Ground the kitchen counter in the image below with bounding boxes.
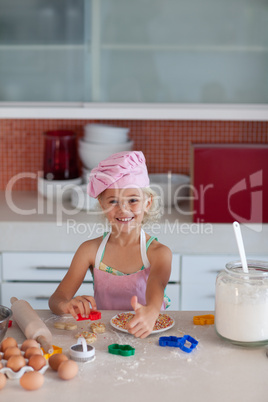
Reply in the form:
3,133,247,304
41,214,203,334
1,191,267,254
1,310,267,402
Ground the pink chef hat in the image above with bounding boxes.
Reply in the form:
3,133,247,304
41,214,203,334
87,151,150,198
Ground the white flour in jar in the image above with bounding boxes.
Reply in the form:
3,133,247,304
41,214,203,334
215,280,268,342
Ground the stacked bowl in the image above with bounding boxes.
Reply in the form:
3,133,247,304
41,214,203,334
78,124,133,180
0,305,12,343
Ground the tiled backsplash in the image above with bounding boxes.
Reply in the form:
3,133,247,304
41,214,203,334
0,119,267,191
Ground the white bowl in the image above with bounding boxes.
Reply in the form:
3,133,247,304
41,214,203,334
84,124,129,144
149,173,190,207
78,139,134,169
38,175,82,201
0,305,12,344
71,185,99,211
81,167,92,184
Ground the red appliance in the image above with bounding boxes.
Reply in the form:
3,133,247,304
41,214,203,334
191,144,268,223
43,130,79,180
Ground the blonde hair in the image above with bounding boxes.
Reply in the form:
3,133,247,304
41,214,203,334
142,187,163,224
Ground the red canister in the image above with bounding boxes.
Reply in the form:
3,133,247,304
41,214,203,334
43,130,79,180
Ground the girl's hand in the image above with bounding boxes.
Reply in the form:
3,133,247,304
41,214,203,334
59,295,97,320
126,296,159,339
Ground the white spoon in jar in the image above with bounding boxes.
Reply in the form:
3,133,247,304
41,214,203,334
233,221,249,274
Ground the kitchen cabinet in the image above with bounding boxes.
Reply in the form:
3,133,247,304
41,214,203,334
165,253,180,311
1,283,94,310
0,0,86,103
181,254,268,310
2,251,268,311
0,0,267,108
1,192,268,311
0,252,93,309
0,251,181,310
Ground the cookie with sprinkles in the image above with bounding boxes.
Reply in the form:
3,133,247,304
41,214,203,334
75,331,97,344
110,312,174,333
91,322,106,334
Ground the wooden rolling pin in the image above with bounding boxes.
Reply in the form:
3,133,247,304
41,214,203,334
10,297,53,354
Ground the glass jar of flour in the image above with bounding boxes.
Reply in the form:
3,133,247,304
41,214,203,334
215,260,268,347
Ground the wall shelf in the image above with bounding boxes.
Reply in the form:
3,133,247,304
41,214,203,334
0,102,267,121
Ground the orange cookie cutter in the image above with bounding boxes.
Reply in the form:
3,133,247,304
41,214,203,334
42,345,62,359
193,314,214,325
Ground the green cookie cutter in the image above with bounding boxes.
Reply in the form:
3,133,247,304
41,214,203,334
108,343,135,357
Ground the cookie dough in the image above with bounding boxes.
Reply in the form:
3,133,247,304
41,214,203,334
54,321,66,330
90,322,106,334
54,321,77,331
75,331,97,344
65,323,78,331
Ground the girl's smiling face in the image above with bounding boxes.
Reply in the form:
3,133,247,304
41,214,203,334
99,188,152,233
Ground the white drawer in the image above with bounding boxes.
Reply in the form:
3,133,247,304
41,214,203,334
170,253,180,282
2,252,179,283
2,252,92,281
181,254,268,311
181,255,237,284
1,281,179,311
180,255,229,311
181,283,216,311
165,283,180,311
1,282,94,310
182,254,268,283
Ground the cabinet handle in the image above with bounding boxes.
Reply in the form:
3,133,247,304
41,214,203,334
209,269,221,274
35,266,69,270
34,296,50,300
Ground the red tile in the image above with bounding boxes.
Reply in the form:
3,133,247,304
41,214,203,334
0,119,267,190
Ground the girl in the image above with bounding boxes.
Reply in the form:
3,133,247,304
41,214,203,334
49,151,172,338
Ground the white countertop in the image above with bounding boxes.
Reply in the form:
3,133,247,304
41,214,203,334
1,310,268,402
0,191,267,255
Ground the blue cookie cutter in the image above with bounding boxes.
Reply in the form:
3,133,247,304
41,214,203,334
178,335,198,353
159,335,198,353
159,336,182,347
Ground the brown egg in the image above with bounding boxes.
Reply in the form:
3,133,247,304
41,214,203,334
24,347,42,359
3,346,21,360
1,337,17,352
6,355,26,372
28,354,47,371
21,339,40,352
58,360,78,380
0,372,7,390
20,371,44,391
48,353,68,371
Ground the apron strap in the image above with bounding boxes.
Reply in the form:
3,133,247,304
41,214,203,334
94,232,111,270
140,228,150,269
95,229,151,270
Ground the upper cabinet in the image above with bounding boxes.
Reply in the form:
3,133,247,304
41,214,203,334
0,0,86,103
97,0,268,105
0,0,267,119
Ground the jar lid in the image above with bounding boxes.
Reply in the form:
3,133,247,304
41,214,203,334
225,259,268,278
